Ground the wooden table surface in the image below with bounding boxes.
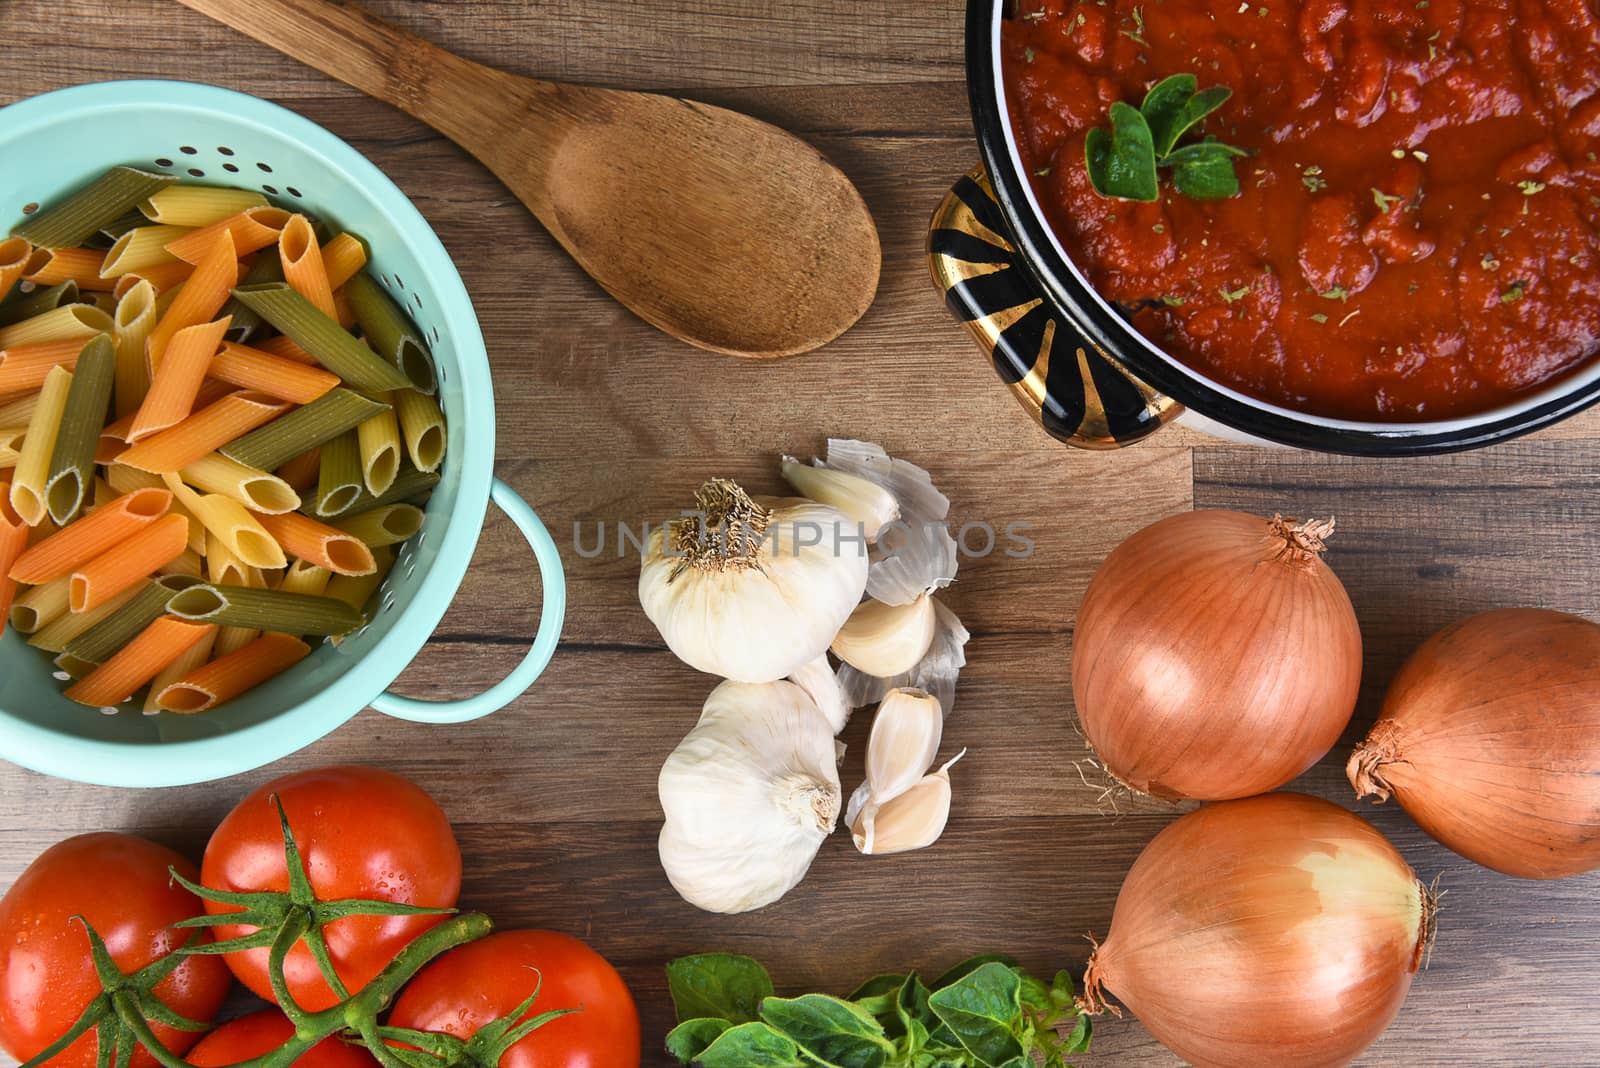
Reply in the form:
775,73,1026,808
5,2,1599,1066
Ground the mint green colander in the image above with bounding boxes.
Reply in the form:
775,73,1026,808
0,81,566,788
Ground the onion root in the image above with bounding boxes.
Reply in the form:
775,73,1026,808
1347,720,1407,802
1077,935,1122,1018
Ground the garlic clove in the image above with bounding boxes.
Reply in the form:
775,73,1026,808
851,770,953,856
781,457,899,543
865,687,943,803
844,779,873,829
831,593,936,678
788,653,851,735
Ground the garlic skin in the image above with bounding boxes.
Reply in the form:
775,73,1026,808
865,688,943,802
640,479,868,683
788,653,851,735
781,457,899,542
658,680,841,914
832,594,937,678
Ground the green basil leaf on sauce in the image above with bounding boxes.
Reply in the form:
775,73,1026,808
1141,75,1233,156
1085,102,1160,202
1167,142,1245,200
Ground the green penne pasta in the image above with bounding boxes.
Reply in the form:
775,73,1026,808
219,255,285,343
220,388,390,473
12,167,178,250
44,335,116,525
231,283,412,392
332,503,424,548
343,272,437,394
314,430,364,518
334,464,440,518
0,281,80,327
55,574,203,674
166,582,365,636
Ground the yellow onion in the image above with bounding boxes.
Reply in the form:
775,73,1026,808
1349,607,1600,879
1082,793,1434,1068
1072,510,1361,800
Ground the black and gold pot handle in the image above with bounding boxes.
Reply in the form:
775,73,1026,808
928,168,1182,450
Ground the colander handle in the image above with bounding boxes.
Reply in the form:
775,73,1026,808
369,479,565,724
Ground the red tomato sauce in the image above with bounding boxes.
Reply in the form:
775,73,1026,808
1002,0,1600,422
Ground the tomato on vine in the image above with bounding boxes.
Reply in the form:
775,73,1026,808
187,1010,377,1068
0,834,232,1068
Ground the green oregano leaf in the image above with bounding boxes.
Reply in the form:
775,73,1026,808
1141,74,1231,157
1085,102,1160,202
665,1018,733,1062
667,954,775,1025
759,994,895,1068
696,1023,806,1067
927,962,1027,1067
932,955,1017,990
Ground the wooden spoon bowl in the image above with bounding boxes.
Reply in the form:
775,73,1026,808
174,0,882,359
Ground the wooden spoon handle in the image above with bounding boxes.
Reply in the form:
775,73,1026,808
171,0,528,146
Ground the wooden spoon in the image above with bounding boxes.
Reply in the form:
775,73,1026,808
173,0,881,359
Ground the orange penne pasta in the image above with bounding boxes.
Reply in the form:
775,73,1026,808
155,631,310,713
275,448,321,494
251,334,317,364
8,487,171,584
112,259,195,300
0,238,33,304
164,207,290,265
146,230,236,364
254,511,376,577
0,338,90,394
68,513,188,612
209,342,339,405
0,487,28,626
322,233,367,290
279,215,336,319
114,390,290,474
24,247,116,292
129,317,231,443
63,616,216,707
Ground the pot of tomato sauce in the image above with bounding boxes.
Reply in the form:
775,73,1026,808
932,0,1600,452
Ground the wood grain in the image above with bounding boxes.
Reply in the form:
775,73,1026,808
2,1,1599,1066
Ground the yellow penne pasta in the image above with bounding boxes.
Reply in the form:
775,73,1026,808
99,224,191,278
154,631,310,713
277,558,332,598
0,304,113,348
180,453,299,514
140,186,267,227
0,392,40,427
28,583,139,653
164,207,289,264
9,365,73,526
0,237,33,304
161,473,286,569
65,616,216,708
24,247,116,292
129,317,230,443
0,426,26,469
332,504,424,549
112,279,157,418
394,390,446,474
0,490,29,626
279,215,337,319
324,544,393,613
213,625,261,657
204,531,254,587
142,625,217,714
322,233,368,290
157,547,204,579
146,229,235,364
10,575,71,633
356,402,401,497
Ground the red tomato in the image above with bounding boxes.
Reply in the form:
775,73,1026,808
187,1010,376,1068
388,930,640,1068
0,833,232,1068
202,765,461,1011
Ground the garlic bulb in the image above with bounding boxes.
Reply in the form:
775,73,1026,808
832,593,937,678
781,457,899,542
640,479,868,683
658,680,841,913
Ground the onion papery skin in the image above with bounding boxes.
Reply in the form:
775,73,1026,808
1072,510,1362,800
1349,607,1600,879
1085,793,1430,1068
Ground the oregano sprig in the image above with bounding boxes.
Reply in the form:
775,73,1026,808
665,953,1092,1068
1085,74,1249,202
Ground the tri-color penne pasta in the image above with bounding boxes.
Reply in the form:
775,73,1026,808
2,169,448,714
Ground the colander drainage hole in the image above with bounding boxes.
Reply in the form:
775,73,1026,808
257,161,273,173
286,186,303,198
187,169,205,178
179,146,197,155
262,184,278,195
223,164,239,173
217,146,235,156
154,158,173,168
